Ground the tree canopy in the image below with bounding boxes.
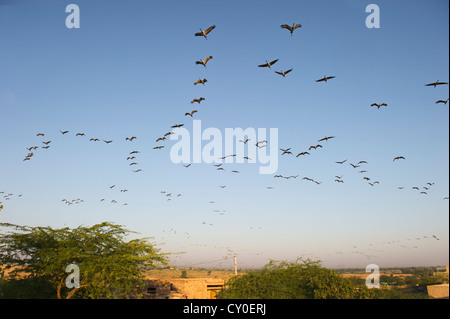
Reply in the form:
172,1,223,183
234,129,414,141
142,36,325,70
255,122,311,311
0,222,170,299
218,258,375,299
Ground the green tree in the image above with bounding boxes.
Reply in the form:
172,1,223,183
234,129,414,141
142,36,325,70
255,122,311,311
218,258,374,299
0,222,170,299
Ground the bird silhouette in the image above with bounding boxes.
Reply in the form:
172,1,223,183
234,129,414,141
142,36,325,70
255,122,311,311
126,137,137,141
60,130,69,134
296,152,310,157
393,156,405,161
275,69,293,77
371,103,387,109
280,23,302,36
90,138,100,142
76,133,85,136
195,25,216,40
318,136,335,142
171,124,184,128
425,80,448,88
436,98,449,105
153,146,164,150
336,160,347,164
258,59,279,69
194,79,208,86
156,137,166,142
316,75,335,83
37,133,44,137
196,56,213,68
280,148,292,155
103,140,113,144
191,97,205,104
309,145,322,150
185,110,198,117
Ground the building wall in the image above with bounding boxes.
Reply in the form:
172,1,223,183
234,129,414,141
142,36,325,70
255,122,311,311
144,278,225,299
427,284,449,299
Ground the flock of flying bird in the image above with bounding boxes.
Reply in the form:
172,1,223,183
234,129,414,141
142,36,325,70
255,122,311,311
3,21,449,267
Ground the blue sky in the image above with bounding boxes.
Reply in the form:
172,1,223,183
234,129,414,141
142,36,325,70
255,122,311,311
0,0,448,269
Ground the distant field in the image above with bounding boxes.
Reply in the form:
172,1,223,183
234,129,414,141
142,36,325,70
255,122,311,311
144,268,239,281
341,273,413,279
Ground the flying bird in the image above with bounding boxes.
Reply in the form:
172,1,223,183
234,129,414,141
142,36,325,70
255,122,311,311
103,140,113,144
393,156,405,161
436,98,449,105
316,75,335,83
185,110,198,117
371,103,387,109
156,137,166,142
296,152,310,157
318,136,335,142
280,148,292,155
130,151,140,154
195,25,216,40
425,80,448,88
239,139,251,144
76,133,85,136
191,97,205,104
153,146,164,150
60,130,69,134
194,79,208,86
309,145,322,150
90,138,100,142
280,23,302,36
275,69,293,77
336,160,347,164
171,124,184,128
37,133,45,137
196,56,213,68
258,59,279,69
126,137,137,141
